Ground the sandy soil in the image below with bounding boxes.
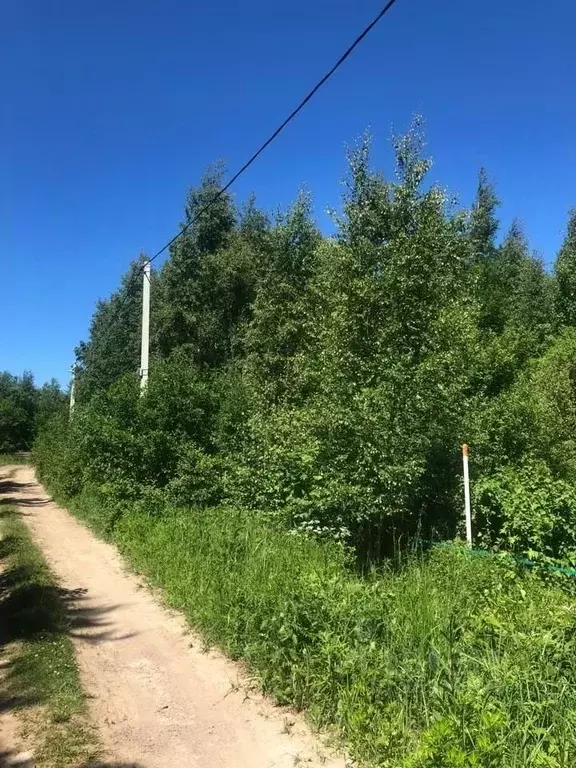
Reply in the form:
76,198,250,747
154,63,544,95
0,466,347,768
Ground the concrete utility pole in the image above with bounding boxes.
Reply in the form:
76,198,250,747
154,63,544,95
69,364,77,419
139,260,151,394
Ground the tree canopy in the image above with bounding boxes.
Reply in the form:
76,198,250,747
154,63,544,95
0,372,66,453
35,119,576,564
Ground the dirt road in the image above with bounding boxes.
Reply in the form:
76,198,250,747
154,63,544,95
0,466,346,768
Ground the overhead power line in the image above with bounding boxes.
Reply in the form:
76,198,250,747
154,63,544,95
78,0,403,371
144,0,401,268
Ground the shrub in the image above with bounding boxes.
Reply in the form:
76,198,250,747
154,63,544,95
474,460,576,564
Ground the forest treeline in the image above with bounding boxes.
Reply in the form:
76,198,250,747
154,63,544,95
0,371,65,453
32,121,576,766
36,120,576,563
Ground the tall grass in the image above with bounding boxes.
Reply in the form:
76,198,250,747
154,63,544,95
0,453,31,466
68,492,576,767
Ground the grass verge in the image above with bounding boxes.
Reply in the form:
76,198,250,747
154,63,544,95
0,505,100,767
64,490,576,768
0,454,31,466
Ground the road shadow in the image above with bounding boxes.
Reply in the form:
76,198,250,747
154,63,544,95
0,498,50,509
0,477,48,511
0,756,145,768
82,764,146,768
0,480,35,495
0,749,24,768
0,476,48,511
0,508,136,723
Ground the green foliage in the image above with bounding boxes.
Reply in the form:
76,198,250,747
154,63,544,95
555,209,576,326
469,167,499,264
35,359,220,512
474,460,576,562
36,117,567,556
34,409,85,498
241,192,321,404
0,371,65,453
519,328,576,478
33,117,576,765
224,124,482,549
53,491,576,768
0,371,36,452
0,454,31,466
464,328,576,559
75,257,147,400
154,165,241,363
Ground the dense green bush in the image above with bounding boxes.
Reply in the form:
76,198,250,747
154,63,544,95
0,371,64,453
474,460,576,563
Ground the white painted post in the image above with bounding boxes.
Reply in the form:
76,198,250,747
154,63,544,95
462,443,472,546
69,364,76,419
140,261,151,394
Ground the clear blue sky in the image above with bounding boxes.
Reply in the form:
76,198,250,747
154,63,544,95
2,0,575,386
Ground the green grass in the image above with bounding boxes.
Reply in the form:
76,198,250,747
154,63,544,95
0,453,31,466
66,491,576,768
0,505,100,767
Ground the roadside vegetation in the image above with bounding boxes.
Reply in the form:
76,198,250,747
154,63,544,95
0,372,65,455
0,454,31,466
60,495,576,767
33,117,576,766
0,502,99,767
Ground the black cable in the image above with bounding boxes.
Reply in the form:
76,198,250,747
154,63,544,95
144,0,401,268
80,0,402,367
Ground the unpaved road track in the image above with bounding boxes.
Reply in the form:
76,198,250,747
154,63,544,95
0,466,346,768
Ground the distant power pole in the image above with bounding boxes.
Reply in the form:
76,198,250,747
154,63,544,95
69,364,77,419
139,261,151,394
